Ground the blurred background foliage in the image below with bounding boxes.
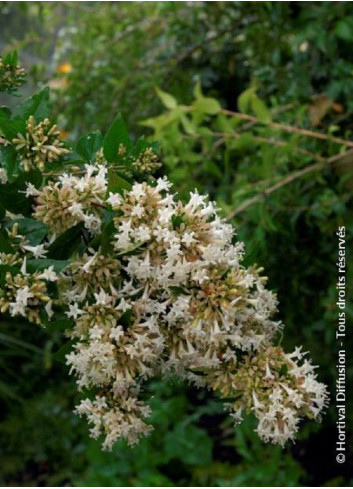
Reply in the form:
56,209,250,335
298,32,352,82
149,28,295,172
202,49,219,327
0,1,353,486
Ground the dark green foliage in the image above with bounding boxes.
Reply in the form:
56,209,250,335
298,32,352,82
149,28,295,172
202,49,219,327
103,114,132,162
76,131,103,162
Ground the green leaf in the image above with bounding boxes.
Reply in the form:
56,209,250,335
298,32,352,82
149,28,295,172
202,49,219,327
194,96,221,115
169,285,190,296
49,318,74,332
279,363,289,377
217,392,243,402
180,115,196,135
47,223,84,259
131,136,159,159
0,107,11,119
0,229,13,253
107,169,132,194
27,259,69,273
171,214,184,230
103,114,132,162
76,130,103,161
51,339,75,364
227,132,253,150
193,80,203,100
155,87,177,109
0,146,19,182
0,116,26,140
12,87,51,122
9,218,48,245
3,50,18,67
251,95,271,123
116,240,145,256
119,308,134,328
99,214,116,255
335,20,353,42
164,424,212,465
0,170,42,215
237,87,256,113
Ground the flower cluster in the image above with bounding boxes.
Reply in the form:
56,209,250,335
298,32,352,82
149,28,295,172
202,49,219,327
207,346,328,445
25,164,328,450
12,116,70,171
0,226,57,324
33,164,107,235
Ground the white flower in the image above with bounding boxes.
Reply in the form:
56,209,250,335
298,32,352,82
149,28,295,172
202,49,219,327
20,257,28,276
83,214,101,234
286,346,306,361
82,252,98,273
181,231,196,246
192,268,209,284
107,192,122,209
45,300,54,319
19,182,40,197
66,303,84,319
68,202,84,218
23,243,48,259
130,183,145,200
109,325,124,343
134,225,151,242
264,360,274,380
252,391,263,410
89,325,104,340
39,266,58,282
9,286,34,317
155,176,172,192
94,289,110,305
116,297,131,312
185,190,206,211
131,203,144,218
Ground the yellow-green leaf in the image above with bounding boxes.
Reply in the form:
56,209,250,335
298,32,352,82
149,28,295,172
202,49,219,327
155,87,177,109
251,95,271,123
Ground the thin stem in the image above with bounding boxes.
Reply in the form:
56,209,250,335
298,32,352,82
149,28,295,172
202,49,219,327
220,108,353,148
213,132,325,162
226,149,353,220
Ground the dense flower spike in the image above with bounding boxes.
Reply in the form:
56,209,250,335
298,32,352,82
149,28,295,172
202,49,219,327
19,163,327,450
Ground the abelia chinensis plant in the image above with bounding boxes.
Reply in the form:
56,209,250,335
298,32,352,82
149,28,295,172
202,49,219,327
0,53,328,451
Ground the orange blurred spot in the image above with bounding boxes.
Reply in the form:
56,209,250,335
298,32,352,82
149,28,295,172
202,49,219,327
56,62,72,74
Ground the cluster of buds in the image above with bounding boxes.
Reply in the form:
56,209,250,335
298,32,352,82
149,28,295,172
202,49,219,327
131,147,162,177
12,116,70,171
29,165,328,450
0,55,26,93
